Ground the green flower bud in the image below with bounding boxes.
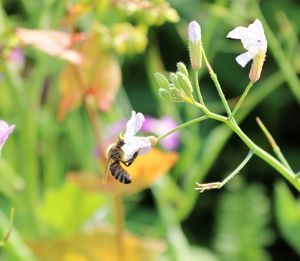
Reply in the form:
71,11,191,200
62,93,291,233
158,88,171,100
169,85,185,102
155,72,169,89
176,62,189,78
169,73,181,91
176,72,193,96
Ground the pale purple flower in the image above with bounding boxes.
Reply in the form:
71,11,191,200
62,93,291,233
188,21,201,44
0,120,15,151
7,47,25,69
143,116,179,150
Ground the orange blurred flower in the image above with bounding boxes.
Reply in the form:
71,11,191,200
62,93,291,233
68,148,178,196
58,34,121,120
28,227,166,261
16,28,85,64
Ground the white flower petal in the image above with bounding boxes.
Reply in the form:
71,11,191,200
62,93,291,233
227,26,249,40
122,137,152,161
236,51,256,67
124,111,145,141
227,19,267,70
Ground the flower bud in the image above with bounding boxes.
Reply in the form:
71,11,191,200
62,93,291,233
176,72,193,96
176,62,189,78
155,72,169,89
249,52,266,83
169,73,181,91
158,88,171,100
169,85,185,102
188,21,202,70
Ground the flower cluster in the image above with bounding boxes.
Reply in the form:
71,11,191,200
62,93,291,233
155,62,193,103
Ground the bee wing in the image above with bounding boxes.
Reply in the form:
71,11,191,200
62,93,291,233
102,157,112,184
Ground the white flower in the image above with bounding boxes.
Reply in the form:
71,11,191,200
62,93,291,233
227,19,267,67
122,111,156,161
227,19,267,82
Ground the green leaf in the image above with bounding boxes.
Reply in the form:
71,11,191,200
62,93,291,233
275,182,300,255
38,180,106,235
213,180,273,261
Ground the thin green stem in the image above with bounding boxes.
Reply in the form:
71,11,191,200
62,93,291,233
162,101,300,191
256,117,294,173
202,49,232,117
157,115,208,142
225,120,300,191
196,150,254,192
194,70,205,105
229,82,254,120
114,195,126,261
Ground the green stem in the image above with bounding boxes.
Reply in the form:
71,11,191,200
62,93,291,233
194,70,205,105
225,120,300,191
256,117,294,173
157,115,208,142
229,82,254,120
202,49,232,117
196,150,254,192
159,100,300,191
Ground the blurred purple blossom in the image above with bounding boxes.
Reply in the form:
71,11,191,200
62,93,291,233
0,120,15,151
7,47,25,69
142,116,179,150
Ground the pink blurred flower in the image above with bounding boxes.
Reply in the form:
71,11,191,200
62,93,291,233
142,116,179,150
7,47,24,67
0,120,15,151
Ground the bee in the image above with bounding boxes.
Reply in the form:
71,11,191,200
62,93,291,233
104,136,138,184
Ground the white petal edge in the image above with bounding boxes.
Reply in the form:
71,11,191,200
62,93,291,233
235,52,255,67
122,137,152,161
124,111,145,141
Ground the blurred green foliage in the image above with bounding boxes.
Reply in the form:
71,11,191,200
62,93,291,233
0,0,299,260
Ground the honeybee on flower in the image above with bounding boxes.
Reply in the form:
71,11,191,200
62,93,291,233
104,111,157,184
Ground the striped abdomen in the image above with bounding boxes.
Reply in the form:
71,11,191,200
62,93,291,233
109,161,132,184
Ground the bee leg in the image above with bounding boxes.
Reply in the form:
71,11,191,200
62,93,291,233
122,151,138,167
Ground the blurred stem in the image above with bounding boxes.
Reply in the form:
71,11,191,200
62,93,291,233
157,116,208,142
153,180,192,261
194,70,205,105
255,5,300,103
202,49,232,117
256,117,294,173
113,195,126,261
196,150,254,192
5,64,39,235
228,82,254,120
0,208,14,247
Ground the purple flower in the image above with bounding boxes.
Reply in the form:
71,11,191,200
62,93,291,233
142,116,179,150
0,120,15,151
7,47,25,69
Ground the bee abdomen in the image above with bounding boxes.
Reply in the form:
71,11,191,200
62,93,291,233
110,162,132,184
